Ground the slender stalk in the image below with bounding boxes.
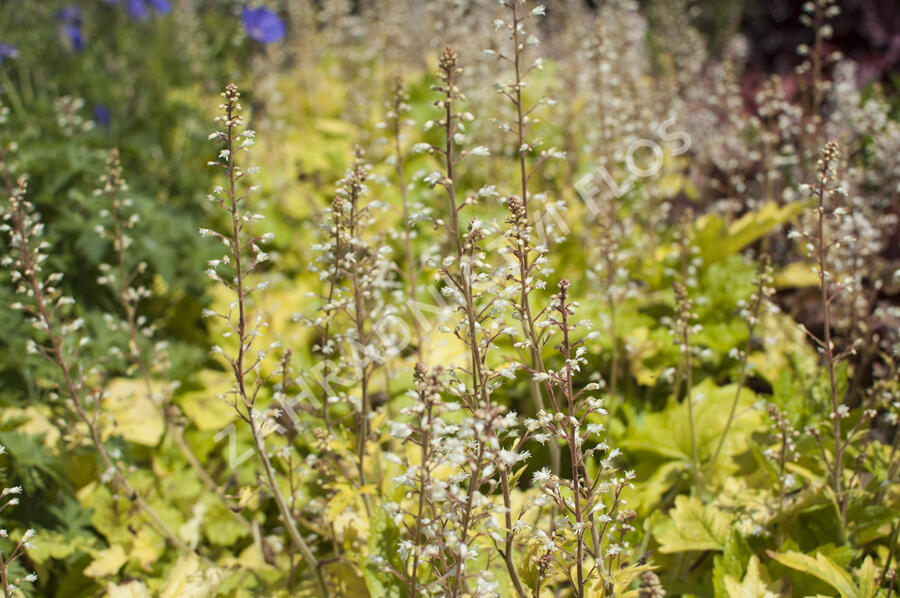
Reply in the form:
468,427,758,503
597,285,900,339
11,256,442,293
345,154,374,517
499,467,527,598
494,1,559,474
101,150,255,538
0,563,8,598
559,282,585,596
389,78,424,361
812,142,846,542
212,84,328,597
449,445,485,598
709,258,769,474
5,185,201,561
674,279,702,495
407,396,433,598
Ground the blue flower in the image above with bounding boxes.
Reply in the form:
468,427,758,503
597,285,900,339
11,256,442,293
93,104,111,127
0,43,18,64
242,6,285,44
126,0,170,21
146,0,171,13
56,5,82,25
57,6,84,52
127,0,149,20
64,24,84,51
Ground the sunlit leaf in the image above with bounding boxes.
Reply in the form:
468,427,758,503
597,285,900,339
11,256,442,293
767,550,861,598
84,545,127,578
102,378,165,446
655,495,731,553
723,555,779,598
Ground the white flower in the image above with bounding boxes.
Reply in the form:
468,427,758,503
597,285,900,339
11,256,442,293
586,423,605,436
467,146,490,157
390,421,413,440
532,467,551,485
423,171,443,186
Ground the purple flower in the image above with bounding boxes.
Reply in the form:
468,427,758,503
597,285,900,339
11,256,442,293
57,5,82,25
93,104,111,127
64,24,84,51
146,0,171,13
126,0,171,20
242,6,286,44
0,43,18,64
127,0,149,20
57,6,84,52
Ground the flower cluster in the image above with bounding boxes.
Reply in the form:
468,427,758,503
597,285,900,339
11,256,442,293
0,454,37,598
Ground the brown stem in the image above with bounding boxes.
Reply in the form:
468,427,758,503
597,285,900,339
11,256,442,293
105,163,256,539
814,161,845,543
9,190,201,562
219,88,328,597
391,82,424,361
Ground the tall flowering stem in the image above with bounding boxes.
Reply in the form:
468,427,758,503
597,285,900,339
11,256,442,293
417,45,529,597
765,403,801,540
708,256,774,475
96,149,257,541
433,45,495,596
491,0,564,475
673,279,701,495
0,448,37,598
204,84,328,597
591,192,632,405
815,142,844,519
431,45,488,407
0,174,199,560
669,212,703,495
386,77,424,360
792,140,874,542
526,280,634,597
330,146,387,516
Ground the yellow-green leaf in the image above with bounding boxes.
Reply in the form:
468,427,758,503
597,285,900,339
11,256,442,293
768,550,860,598
723,556,779,598
176,370,237,431
159,555,228,598
130,528,161,570
105,581,152,598
655,495,731,553
102,378,165,446
857,556,877,598
695,201,806,261
84,545,127,578
326,484,358,521
773,261,819,289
